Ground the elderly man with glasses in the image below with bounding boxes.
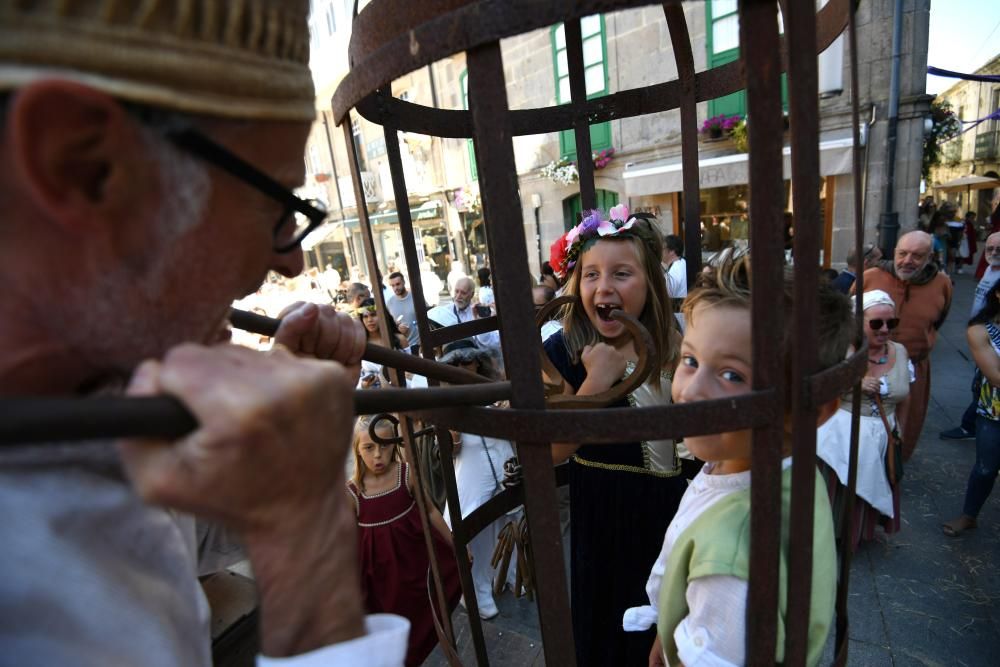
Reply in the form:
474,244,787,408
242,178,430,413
0,4,406,666
856,231,953,461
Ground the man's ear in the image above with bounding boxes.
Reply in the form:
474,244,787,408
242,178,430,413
6,81,147,234
816,397,840,428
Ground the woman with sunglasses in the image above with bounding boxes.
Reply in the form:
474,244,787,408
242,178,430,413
356,298,408,389
942,283,1000,537
818,289,913,550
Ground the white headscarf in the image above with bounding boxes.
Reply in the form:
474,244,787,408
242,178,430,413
862,289,896,313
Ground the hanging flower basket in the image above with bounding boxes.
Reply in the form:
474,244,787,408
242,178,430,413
700,114,742,141
540,158,579,186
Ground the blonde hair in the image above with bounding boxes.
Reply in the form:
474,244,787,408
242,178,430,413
350,415,399,492
683,253,855,389
558,217,679,387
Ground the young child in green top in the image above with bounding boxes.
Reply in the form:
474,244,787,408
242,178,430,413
638,255,854,666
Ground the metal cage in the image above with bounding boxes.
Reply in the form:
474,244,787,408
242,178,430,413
331,0,869,665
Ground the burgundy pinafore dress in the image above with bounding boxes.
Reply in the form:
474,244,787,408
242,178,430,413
348,461,461,666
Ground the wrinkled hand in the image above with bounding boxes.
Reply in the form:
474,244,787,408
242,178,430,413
581,342,627,392
861,375,880,396
275,301,365,383
118,343,355,535
396,320,411,336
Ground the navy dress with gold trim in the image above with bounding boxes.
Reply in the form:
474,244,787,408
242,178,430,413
544,331,687,667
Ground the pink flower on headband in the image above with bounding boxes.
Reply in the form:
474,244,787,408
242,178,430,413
598,216,635,236
608,203,630,223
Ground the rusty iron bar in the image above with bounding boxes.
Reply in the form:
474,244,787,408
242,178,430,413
436,425,492,667
412,391,779,443
379,88,462,663
466,37,576,665
784,0,822,662
0,384,516,446
333,1,849,127
228,308,488,386
834,1,868,663
740,0,786,662
564,16,596,211
663,3,703,283
422,316,500,350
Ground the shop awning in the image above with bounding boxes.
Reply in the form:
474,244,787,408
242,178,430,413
338,200,443,229
622,132,855,197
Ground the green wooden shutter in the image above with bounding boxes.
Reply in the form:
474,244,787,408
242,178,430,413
460,70,478,181
552,16,612,161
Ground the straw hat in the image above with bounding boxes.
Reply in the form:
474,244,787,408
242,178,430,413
0,1,315,121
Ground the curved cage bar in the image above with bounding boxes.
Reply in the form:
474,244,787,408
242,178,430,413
333,1,867,665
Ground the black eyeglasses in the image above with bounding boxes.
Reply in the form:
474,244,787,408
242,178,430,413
167,128,327,253
868,318,899,331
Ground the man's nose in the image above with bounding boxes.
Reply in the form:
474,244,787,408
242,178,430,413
271,246,305,278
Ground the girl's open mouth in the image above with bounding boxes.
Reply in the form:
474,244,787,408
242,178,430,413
595,304,620,322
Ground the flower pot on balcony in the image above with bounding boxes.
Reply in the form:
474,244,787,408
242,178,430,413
315,173,331,183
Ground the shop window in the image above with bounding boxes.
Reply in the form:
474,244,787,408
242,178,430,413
552,16,612,160
563,190,619,232
706,1,787,119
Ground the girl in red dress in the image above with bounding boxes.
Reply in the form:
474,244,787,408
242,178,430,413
348,416,462,666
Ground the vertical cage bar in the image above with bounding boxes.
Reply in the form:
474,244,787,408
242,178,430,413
784,0,821,662
834,1,867,662
740,0,786,662
467,40,577,666
379,95,461,658
663,3,703,280
565,17,597,211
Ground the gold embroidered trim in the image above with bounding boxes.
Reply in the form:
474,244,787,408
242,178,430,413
357,501,415,528
572,454,683,478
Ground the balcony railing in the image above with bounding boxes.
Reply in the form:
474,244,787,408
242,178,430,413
975,130,999,160
943,137,963,164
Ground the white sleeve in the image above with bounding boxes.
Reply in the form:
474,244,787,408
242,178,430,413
256,614,410,667
673,576,747,667
622,529,671,632
474,330,501,350
907,359,916,384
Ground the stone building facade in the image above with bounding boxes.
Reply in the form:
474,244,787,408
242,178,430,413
303,0,931,284
930,54,1000,222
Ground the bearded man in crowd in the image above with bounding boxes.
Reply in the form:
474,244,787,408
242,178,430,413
857,231,953,460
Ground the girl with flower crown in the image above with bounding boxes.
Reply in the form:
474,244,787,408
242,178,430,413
542,205,686,666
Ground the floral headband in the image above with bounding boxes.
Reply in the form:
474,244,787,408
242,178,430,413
548,204,641,279
354,304,377,317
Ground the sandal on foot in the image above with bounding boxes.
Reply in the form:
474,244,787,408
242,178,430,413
941,516,977,537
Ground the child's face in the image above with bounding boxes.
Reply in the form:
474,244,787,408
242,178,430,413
578,239,648,346
672,303,754,467
361,311,379,333
357,426,396,475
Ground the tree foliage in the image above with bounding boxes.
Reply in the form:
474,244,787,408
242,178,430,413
923,99,962,183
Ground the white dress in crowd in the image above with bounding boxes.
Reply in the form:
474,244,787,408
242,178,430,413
816,341,914,518
444,433,520,618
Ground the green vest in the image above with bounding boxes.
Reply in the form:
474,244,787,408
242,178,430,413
657,466,836,666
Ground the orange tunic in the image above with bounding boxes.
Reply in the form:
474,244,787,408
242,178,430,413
856,266,952,459
859,266,952,363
